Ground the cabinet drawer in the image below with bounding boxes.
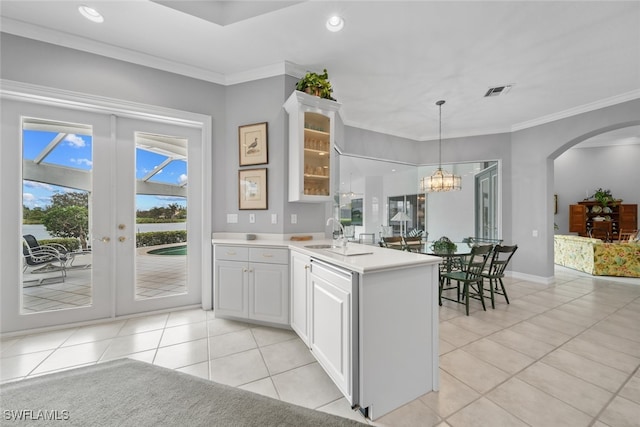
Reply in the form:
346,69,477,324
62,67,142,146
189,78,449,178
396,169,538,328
215,245,249,261
249,247,289,264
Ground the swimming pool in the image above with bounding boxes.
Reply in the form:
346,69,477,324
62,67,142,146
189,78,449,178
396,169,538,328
147,245,187,256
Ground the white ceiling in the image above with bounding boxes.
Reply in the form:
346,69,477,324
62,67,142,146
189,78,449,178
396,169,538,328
1,1,639,143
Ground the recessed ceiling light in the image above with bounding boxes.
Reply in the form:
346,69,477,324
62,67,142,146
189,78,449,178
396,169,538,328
326,15,344,32
78,5,104,23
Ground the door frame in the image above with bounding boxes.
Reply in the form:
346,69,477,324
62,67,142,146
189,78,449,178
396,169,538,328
0,80,213,334
474,162,500,241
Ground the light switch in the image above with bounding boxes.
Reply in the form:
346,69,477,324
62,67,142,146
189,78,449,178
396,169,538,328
291,214,297,224
249,214,255,223
532,230,538,237
227,214,238,223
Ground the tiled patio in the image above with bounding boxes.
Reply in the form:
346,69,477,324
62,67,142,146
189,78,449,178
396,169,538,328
21,249,186,313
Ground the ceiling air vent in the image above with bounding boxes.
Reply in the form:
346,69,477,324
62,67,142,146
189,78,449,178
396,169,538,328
484,85,513,97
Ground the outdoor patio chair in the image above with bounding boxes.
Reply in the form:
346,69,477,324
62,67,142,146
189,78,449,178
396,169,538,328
22,234,68,284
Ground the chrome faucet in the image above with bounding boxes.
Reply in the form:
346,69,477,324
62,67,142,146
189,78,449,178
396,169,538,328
326,217,347,248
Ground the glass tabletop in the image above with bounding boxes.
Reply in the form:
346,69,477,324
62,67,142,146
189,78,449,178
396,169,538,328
421,241,474,256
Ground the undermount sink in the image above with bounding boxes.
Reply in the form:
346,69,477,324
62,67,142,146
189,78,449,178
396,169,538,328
304,243,374,256
325,247,374,256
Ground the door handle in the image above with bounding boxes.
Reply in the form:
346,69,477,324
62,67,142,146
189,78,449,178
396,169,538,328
118,236,126,242
99,236,111,243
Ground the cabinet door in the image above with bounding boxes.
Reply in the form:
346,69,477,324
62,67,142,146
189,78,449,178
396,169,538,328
619,204,638,231
309,267,352,399
214,260,248,318
284,91,340,203
569,204,587,235
249,262,289,324
290,252,311,345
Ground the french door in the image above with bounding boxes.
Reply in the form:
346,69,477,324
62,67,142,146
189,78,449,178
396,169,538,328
475,163,499,241
1,98,203,332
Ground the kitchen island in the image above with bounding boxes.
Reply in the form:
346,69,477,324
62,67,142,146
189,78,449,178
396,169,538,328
212,235,441,420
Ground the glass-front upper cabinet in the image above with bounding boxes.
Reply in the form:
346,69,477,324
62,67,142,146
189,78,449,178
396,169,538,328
284,91,341,202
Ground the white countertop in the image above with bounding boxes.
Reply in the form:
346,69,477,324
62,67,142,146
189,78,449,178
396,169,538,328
212,236,441,274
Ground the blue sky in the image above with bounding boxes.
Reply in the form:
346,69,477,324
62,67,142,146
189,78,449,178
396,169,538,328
23,130,187,211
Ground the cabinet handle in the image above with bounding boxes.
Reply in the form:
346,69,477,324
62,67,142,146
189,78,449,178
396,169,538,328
262,253,273,258
304,265,309,270
227,251,237,255
243,268,248,272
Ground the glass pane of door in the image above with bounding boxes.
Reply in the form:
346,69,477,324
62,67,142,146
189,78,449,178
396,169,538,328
303,112,331,196
135,132,187,299
21,118,94,313
115,118,201,316
475,163,499,240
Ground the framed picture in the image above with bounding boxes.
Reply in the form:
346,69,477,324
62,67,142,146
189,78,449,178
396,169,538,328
239,168,268,210
238,122,268,166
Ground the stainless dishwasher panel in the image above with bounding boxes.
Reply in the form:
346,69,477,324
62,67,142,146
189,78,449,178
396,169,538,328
309,258,359,407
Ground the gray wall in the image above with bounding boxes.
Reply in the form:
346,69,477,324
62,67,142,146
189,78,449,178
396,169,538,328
511,99,640,279
554,144,640,234
0,33,327,236
3,32,639,281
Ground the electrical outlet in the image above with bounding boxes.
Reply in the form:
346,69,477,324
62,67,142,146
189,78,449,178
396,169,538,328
227,214,238,223
271,214,277,224
249,214,255,223
291,214,297,224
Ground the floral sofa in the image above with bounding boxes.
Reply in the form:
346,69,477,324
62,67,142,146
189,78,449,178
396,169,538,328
554,234,640,277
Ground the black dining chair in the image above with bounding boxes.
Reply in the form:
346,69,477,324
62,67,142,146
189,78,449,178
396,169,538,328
401,235,423,252
481,244,518,308
380,236,404,250
439,244,493,315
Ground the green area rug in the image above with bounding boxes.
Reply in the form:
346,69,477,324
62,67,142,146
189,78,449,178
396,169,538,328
0,359,366,426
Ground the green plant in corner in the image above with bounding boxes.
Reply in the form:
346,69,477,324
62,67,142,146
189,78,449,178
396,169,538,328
295,69,336,101
592,188,618,207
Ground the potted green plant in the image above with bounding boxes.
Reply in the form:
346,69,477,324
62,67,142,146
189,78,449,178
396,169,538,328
431,239,457,254
295,69,336,101
592,188,618,207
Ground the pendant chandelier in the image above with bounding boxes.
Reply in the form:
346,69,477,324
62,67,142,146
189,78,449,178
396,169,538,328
420,100,462,192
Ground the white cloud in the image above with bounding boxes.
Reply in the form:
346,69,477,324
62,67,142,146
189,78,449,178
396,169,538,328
178,174,188,185
23,193,35,202
24,181,53,191
70,158,93,167
65,134,86,148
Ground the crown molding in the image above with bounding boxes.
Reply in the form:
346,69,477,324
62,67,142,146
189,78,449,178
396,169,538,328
511,89,640,132
3,17,637,139
340,118,512,143
2,17,306,87
224,61,307,85
1,17,227,84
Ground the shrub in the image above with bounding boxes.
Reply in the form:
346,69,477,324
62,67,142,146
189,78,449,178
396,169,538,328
135,231,187,247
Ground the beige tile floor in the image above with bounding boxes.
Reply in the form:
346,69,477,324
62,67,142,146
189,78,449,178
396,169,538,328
2,266,640,426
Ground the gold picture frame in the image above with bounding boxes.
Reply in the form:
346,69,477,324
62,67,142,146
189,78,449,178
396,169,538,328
238,122,268,166
239,168,268,210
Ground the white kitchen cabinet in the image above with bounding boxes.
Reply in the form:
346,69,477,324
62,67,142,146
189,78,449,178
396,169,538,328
290,251,311,345
283,90,341,202
308,259,356,403
214,245,289,325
